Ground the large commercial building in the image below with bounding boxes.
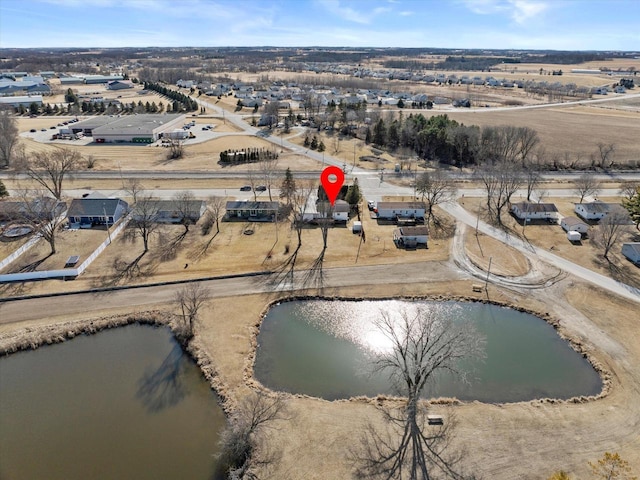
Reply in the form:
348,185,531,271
88,114,186,143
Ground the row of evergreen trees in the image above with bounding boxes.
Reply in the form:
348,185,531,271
143,81,198,111
219,148,279,164
364,114,479,166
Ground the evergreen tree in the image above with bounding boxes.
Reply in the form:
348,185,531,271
0,179,8,198
280,167,297,205
397,98,405,108
365,126,372,144
318,140,325,152
310,136,318,150
345,178,362,210
373,118,387,146
623,187,640,231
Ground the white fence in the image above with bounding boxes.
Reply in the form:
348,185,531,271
0,235,42,272
0,216,130,283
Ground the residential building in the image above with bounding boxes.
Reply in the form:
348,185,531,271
67,198,129,227
510,202,558,221
621,243,640,265
224,201,280,222
560,216,589,234
393,226,429,248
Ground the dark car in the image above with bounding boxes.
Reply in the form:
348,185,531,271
255,185,267,192
30,128,36,132
240,185,252,191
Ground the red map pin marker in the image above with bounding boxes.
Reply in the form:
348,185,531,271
320,166,345,206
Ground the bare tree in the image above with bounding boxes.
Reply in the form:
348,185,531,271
260,156,279,202
619,181,640,200
270,180,314,288
477,160,524,225
174,282,210,342
124,178,144,204
13,190,66,255
173,190,196,235
354,306,485,480
207,195,226,235
573,173,601,203
515,127,539,167
167,139,184,160
131,195,160,253
593,143,615,169
594,207,631,261
218,392,289,479
19,148,81,200
0,109,19,168
416,170,457,225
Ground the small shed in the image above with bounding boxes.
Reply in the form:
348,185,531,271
352,221,362,234
561,216,589,234
567,231,582,242
393,226,429,249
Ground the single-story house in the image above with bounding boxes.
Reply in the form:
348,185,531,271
67,198,129,227
510,202,558,221
0,198,65,222
376,202,426,222
131,200,206,224
560,216,589,234
621,243,640,265
311,200,350,222
393,226,429,248
225,201,280,222
575,202,629,223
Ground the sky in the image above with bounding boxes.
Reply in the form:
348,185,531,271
0,0,639,51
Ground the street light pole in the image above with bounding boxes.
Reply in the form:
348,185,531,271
103,203,112,244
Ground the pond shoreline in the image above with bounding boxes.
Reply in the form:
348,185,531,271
245,294,612,407
0,293,612,414
0,310,234,415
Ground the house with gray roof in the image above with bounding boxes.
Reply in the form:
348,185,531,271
511,202,558,222
67,198,129,227
131,199,206,224
225,201,280,222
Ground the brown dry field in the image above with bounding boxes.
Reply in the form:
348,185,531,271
439,105,640,164
460,197,640,289
15,132,320,173
464,230,530,277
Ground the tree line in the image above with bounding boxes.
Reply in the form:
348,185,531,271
142,81,199,112
219,148,279,164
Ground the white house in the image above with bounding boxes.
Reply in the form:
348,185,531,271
510,202,558,221
376,202,426,221
560,216,589,235
621,243,640,265
575,202,615,221
393,226,429,248
176,79,194,88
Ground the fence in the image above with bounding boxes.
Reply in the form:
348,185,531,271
0,216,130,283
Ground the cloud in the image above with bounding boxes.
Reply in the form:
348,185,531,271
460,0,548,24
316,0,390,24
399,10,413,16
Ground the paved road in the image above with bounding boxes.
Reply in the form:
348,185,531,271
0,262,463,323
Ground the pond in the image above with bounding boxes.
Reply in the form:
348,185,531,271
254,300,603,403
0,324,226,480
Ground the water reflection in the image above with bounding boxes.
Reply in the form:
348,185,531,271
137,343,190,412
255,300,603,402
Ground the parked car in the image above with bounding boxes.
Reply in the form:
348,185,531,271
255,185,267,192
367,201,376,211
41,128,47,131
240,185,252,191
30,128,36,132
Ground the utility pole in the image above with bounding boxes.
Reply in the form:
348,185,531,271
485,256,492,291
103,202,112,244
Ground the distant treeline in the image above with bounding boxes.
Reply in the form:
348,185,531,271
142,81,198,111
383,56,519,71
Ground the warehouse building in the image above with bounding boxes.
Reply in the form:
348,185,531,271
0,95,43,107
91,114,185,143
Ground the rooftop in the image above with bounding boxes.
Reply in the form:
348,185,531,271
92,114,184,135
